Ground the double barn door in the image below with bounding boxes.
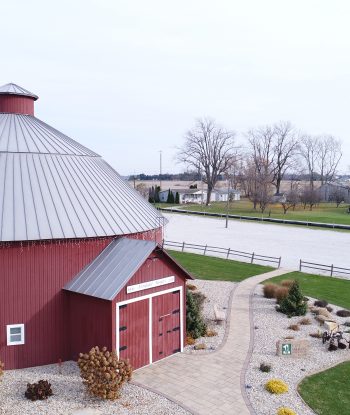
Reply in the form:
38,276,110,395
118,289,181,369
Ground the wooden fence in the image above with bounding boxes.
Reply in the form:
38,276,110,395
299,260,350,277
162,240,281,268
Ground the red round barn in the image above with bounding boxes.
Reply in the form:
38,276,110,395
0,83,192,370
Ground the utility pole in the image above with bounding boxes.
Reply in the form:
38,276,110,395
225,177,230,228
159,150,162,190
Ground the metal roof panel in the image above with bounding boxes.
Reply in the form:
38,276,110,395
64,238,157,300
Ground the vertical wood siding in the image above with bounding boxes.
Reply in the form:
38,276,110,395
119,299,149,369
112,250,187,363
0,96,35,115
68,293,113,361
0,227,162,370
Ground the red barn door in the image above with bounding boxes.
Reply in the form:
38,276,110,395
152,290,181,362
118,299,149,369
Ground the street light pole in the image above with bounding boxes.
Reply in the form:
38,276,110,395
225,178,230,228
159,150,162,190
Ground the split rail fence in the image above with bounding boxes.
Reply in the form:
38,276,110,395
162,240,281,268
299,260,350,277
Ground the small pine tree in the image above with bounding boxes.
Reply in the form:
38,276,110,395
175,192,180,204
277,281,307,317
169,191,175,203
166,189,172,203
186,289,207,339
154,186,160,203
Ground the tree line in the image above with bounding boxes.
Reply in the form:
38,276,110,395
177,118,343,207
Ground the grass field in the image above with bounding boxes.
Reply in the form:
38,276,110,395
264,271,350,309
167,250,273,282
298,361,350,415
179,200,350,225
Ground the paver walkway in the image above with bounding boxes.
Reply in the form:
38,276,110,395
132,268,290,415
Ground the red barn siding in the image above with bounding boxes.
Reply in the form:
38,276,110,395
119,299,149,369
68,293,113,361
0,96,35,115
0,227,162,370
112,250,187,354
0,238,111,369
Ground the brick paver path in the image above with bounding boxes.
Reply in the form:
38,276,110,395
132,268,290,415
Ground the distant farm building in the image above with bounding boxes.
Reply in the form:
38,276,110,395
319,182,350,203
159,188,240,204
0,83,191,370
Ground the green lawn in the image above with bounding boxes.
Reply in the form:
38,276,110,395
167,250,272,282
298,361,350,415
264,271,350,309
179,200,350,226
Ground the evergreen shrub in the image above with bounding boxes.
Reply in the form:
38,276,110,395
277,281,307,317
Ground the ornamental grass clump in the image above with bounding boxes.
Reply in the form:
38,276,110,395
275,287,290,304
78,346,132,400
265,379,289,394
277,408,297,415
277,281,307,317
0,360,4,379
263,283,278,299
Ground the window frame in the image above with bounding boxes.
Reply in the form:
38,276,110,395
6,324,25,346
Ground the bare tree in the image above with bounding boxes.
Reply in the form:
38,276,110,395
247,125,275,184
316,135,342,184
178,118,237,205
329,188,345,207
135,183,148,199
300,187,321,211
299,135,320,189
281,189,299,214
272,121,299,195
246,122,299,196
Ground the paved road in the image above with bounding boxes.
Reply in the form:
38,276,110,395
163,213,350,273
132,269,290,415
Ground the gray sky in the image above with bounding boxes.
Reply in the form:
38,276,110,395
1,0,349,175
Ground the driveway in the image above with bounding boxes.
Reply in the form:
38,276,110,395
163,213,350,273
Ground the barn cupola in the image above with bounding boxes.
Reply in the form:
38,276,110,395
0,83,38,115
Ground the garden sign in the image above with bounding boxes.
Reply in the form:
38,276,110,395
276,339,310,358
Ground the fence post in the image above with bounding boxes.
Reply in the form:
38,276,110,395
203,245,207,255
278,257,281,268
226,248,231,259
182,242,185,252
251,252,255,264
330,264,334,277
299,259,302,271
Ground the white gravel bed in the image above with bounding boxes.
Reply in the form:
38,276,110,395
0,361,190,415
245,285,350,415
184,279,236,353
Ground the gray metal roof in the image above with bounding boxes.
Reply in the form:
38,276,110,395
0,113,165,241
64,238,157,300
0,83,38,100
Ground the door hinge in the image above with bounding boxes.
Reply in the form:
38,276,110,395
166,330,171,333
119,345,127,351
173,326,180,331
173,348,180,353
119,326,127,331
172,309,180,314
119,304,127,309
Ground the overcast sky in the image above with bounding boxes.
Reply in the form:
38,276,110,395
1,1,349,175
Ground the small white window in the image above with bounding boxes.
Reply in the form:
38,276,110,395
7,324,25,346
